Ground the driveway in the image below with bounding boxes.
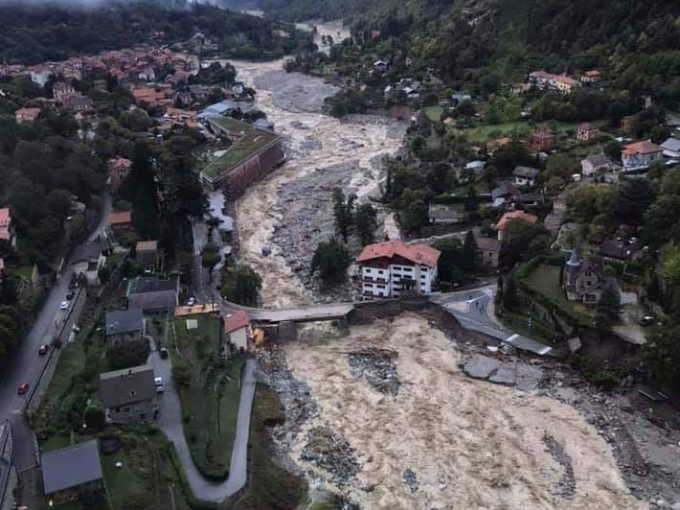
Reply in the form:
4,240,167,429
431,285,553,356
147,349,256,502
0,191,111,469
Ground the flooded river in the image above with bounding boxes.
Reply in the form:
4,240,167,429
231,57,406,307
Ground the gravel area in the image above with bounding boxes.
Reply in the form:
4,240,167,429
254,70,340,113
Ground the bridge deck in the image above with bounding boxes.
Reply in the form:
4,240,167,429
248,304,355,323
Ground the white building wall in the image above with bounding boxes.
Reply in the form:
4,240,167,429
361,263,436,299
229,327,248,351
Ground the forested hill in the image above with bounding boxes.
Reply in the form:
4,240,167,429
262,0,680,105
0,1,308,65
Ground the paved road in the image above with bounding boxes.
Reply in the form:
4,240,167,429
249,303,354,323
147,348,256,502
0,191,111,470
432,285,553,356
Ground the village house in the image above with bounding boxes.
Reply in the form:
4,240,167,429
62,93,93,112
356,240,440,299
475,237,501,268
599,238,637,261
0,208,15,247
562,251,605,303
465,160,485,173
621,141,663,170
512,166,540,187
661,137,680,159
529,131,557,152
580,69,601,84
495,210,538,241
30,65,51,86
576,123,600,142
491,182,520,207
108,158,132,192
373,60,389,72
528,71,581,94
621,115,635,132
52,81,76,102
581,153,614,176
224,309,251,354
108,211,133,237
42,441,105,506
105,308,145,348
188,84,213,101
100,365,158,424
428,204,466,225
126,276,178,314
72,240,106,286
136,240,159,271
14,107,41,124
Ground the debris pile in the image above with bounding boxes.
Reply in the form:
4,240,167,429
542,433,576,498
301,426,361,482
348,347,400,395
402,468,419,494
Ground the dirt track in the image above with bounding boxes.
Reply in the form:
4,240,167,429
281,314,648,510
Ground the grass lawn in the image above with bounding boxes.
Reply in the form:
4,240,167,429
221,385,307,510
424,105,443,122
450,120,580,145
172,314,245,479
523,264,594,325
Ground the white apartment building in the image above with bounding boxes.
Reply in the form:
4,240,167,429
357,240,440,299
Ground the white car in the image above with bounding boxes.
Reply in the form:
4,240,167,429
60,301,69,310
154,376,163,386
156,385,165,394
187,297,196,306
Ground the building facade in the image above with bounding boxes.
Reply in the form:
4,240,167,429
562,251,605,303
621,141,663,170
357,240,440,299
100,365,158,424
105,308,145,348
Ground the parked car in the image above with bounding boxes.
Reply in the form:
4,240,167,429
38,344,49,355
60,301,69,310
156,385,165,394
154,376,163,387
66,290,75,300
187,297,196,306
639,315,655,326
17,383,29,395
159,347,169,359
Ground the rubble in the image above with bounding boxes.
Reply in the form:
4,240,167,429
462,354,544,391
347,348,400,396
301,426,361,483
402,468,419,493
542,433,576,498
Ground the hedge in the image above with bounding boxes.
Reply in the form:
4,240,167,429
164,440,218,510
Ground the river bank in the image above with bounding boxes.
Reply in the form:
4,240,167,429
232,59,406,307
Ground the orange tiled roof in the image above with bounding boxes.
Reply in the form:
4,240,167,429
357,240,440,268
496,211,538,231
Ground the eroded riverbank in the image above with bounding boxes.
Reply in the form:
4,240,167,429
232,59,406,307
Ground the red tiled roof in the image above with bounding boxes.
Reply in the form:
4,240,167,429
224,309,249,334
496,211,538,231
109,211,132,225
622,141,662,156
356,240,440,268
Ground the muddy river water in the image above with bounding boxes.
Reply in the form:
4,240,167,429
230,56,406,307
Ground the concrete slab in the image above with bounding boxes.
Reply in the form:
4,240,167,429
462,355,501,379
515,364,544,391
489,364,517,386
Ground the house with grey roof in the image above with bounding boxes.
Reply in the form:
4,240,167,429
126,276,178,314
491,182,519,207
428,204,466,225
42,440,104,505
661,137,680,159
562,251,605,303
100,365,158,424
105,308,145,348
581,153,614,176
512,166,540,187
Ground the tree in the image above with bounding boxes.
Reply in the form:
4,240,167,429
610,178,655,225
201,243,222,282
461,230,478,272
311,238,351,285
596,285,622,328
464,185,478,212
332,188,356,243
222,264,262,306
644,325,680,391
172,360,192,388
603,140,622,162
355,203,378,245
395,189,429,233
502,275,517,311
106,340,150,370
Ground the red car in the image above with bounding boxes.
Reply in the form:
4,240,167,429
17,383,29,395
38,344,49,355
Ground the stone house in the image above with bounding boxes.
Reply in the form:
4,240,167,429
108,158,132,192
100,365,158,424
581,154,614,176
576,123,600,142
475,237,501,268
42,441,104,506
512,166,540,187
126,276,178,314
108,211,133,238
529,131,556,152
105,308,145,348
428,204,466,225
562,251,605,303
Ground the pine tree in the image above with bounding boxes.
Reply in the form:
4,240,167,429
502,275,517,311
355,203,378,245
461,230,478,272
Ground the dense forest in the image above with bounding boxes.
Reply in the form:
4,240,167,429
264,0,680,106
0,0,308,64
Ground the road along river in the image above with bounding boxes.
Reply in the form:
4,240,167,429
231,59,406,307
